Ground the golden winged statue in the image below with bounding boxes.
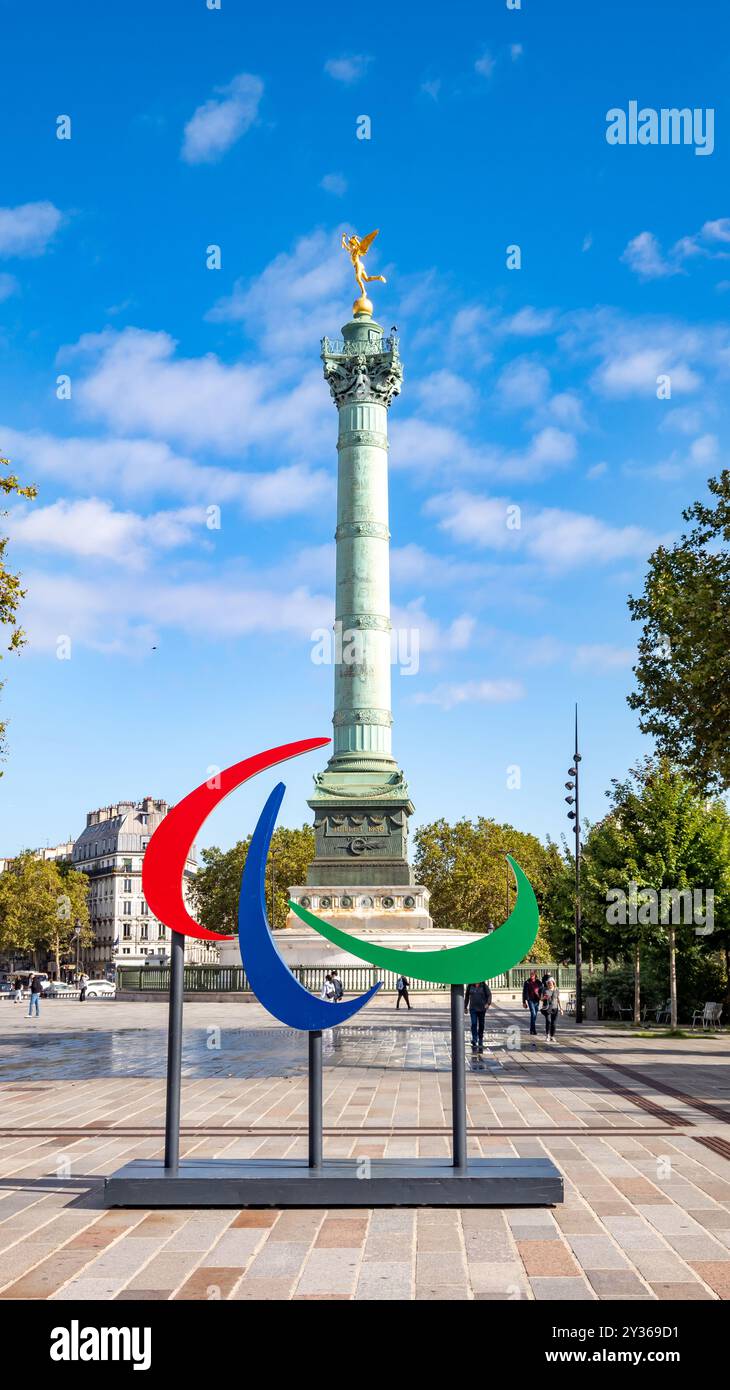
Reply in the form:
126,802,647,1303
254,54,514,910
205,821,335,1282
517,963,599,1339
341,228,387,315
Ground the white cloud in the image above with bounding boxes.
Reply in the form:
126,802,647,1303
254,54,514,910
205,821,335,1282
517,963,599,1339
622,220,730,280
421,79,441,100
594,348,700,397
61,326,329,457
207,227,350,356
0,426,330,518
572,643,634,672
495,359,550,409
7,498,205,567
702,218,730,243
413,678,525,710
0,202,63,257
689,433,718,465
475,50,496,78
181,73,263,164
19,568,333,655
621,231,678,280
324,55,371,84
429,490,656,570
413,370,476,414
320,172,347,196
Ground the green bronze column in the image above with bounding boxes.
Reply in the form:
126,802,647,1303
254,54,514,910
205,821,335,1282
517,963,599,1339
306,308,415,888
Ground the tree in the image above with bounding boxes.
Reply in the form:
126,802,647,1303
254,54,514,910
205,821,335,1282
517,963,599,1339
0,451,37,768
413,817,563,959
596,758,729,1028
628,469,730,793
0,854,91,976
191,824,315,936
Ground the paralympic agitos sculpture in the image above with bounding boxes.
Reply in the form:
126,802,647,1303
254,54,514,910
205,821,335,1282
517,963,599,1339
105,737,563,1207
141,737,541,1026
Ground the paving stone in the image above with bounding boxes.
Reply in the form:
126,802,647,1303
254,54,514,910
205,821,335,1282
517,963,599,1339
567,1236,632,1269
173,1267,242,1300
517,1241,580,1277
243,1240,310,1278
232,1276,295,1300
689,1261,730,1297
356,1262,413,1299
650,1282,715,1300
296,1247,361,1296
586,1269,649,1297
315,1218,368,1248
530,1277,595,1300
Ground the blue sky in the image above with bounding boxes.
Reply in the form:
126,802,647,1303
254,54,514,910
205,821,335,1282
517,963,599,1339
1,0,728,858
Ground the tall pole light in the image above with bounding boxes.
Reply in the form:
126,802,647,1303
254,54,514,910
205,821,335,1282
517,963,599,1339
564,706,583,1024
73,919,82,980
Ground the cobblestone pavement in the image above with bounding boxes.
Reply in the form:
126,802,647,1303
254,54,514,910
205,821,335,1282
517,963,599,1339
0,996,729,1300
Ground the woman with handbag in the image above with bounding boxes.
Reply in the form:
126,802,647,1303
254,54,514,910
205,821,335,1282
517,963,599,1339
541,976,562,1043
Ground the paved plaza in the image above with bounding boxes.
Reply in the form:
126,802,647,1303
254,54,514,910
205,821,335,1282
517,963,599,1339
0,996,729,1300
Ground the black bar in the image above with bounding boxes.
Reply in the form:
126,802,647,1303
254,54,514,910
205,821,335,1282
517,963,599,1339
450,984,466,1169
164,930,184,1172
308,1029,323,1169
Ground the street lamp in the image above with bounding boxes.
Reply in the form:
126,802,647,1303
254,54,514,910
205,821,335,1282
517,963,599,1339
564,705,583,1024
73,919,82,980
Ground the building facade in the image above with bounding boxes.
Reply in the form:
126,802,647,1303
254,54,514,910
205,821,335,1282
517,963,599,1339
71,797,217,972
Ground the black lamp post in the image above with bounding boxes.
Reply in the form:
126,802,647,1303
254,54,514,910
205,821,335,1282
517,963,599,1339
564,706,583,1024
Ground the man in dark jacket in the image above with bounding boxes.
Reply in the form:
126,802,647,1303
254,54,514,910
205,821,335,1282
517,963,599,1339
27,974,43,1019
465,981,492,1052
522,970,543,1036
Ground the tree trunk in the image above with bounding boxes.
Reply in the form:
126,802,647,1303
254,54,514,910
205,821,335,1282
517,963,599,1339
633,938,641,1024
588,952,594,977
54,930,61,983
669,925,678,1030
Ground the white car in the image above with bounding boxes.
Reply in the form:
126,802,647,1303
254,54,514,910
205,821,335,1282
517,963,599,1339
45,981,79,998
84,979,116,998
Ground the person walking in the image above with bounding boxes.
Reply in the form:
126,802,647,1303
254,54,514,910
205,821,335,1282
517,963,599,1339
395,975,411,1010
465,980,492,1053
522,970,543,1036
12,976,22,1004
79,972,89,1002
331,971,344,1002
541,976,562,1042
27,974,43,1019
320,972,336,1002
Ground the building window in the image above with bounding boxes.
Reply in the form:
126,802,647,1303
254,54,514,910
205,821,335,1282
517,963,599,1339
123,859,132,872
124,878,132,893
123,901,131,915
157,925,166,939
140,901,148,916
122,947,130,955
140,925,148,940
123,925,131,939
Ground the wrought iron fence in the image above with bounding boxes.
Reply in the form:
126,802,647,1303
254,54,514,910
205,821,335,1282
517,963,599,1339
117,963,576,995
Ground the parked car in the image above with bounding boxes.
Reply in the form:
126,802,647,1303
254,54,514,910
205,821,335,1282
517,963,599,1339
45,981,79,998
84,979,116,998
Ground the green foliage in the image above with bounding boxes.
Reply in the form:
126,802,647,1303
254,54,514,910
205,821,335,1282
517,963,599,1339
628,469,730,793
413,816,564,959
0,451,37,767
191,824,315,934
0,853,91,972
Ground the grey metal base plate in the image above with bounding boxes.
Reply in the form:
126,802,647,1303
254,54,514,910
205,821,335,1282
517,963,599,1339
104,1157,563,1207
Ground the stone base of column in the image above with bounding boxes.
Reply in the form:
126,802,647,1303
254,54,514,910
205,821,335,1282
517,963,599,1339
284,883,436,964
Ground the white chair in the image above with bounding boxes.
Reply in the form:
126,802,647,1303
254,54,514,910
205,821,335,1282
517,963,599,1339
692,1001,723,1030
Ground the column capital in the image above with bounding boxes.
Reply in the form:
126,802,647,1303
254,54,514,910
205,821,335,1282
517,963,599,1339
321,319,403,410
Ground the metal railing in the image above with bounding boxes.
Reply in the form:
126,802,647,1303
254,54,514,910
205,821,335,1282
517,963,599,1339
321,335,398,358
117,962,576,995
